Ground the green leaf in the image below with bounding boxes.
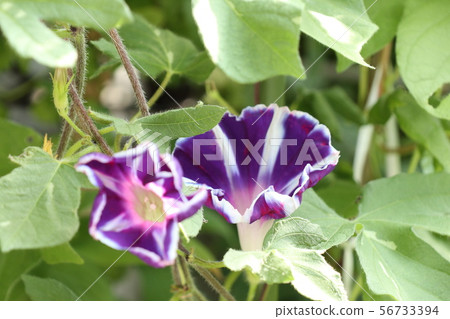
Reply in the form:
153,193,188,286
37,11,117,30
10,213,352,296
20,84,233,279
412,228,450,263
0,119,43,176
263,217,326,251
337,0,404,71
92,15,214,83
396,0,450,120
315,179,362,219
367,94,391,125
0,0,132,68
355,173,450,300
38,262,114,300
224,247,347,301
291,189,355,250
41,242,84,265
0,250,41,300
0,2,76,67
180,208,204,241
300,0,377,69
89,110,141,136
322,87,365,125
10,0,132,30
358,173,450,236
192,0,304,83
135,104,226,138
278,247,347,301
22,275,78,301
225,196,349,301
356,226,450,301
389,91,450,172
0,147,82,252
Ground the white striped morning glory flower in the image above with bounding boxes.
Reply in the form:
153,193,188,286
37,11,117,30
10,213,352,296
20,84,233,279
173,104,339,251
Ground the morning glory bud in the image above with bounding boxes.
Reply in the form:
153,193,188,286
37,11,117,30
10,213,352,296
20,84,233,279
51,68,71,117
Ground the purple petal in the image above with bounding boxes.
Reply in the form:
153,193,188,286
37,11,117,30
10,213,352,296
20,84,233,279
77,142,208,267
173,104,339,225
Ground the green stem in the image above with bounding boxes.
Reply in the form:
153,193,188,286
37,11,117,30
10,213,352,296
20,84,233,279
65,137,91,158
123,137,135,150
61,114,88,138
349,274,364,301
358,65,369,108
147,71,173,108
246,281,258,301
342,238,355,295
99,125,115,135
206,81,238,115
5,258,42,301
407,147,421,174
114,134,122,152
64,145,99,163
177,249,225,269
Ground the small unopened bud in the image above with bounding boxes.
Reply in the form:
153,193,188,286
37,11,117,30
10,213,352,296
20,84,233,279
51,68,71,116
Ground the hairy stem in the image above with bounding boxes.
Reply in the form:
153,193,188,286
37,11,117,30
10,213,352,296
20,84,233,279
67,73,113,156
171,259,184,293
220,271,240,301
108,28,149,117
57,27,87,158
191,265,235,301
178,255,207,301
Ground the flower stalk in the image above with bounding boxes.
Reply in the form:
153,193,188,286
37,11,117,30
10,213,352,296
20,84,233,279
57,27,88,157
108,28,149,117
67,73,113,155
191,264,235,301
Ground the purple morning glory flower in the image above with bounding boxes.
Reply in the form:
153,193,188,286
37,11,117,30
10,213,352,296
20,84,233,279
76,143,207,268
173,104,339,251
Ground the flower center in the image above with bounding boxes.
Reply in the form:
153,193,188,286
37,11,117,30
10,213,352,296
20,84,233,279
134,187,165,222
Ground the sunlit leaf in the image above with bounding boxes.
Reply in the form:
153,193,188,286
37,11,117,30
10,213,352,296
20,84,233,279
356,173,450,300
0,147,82,252
192,0,304,83
396,0,450,119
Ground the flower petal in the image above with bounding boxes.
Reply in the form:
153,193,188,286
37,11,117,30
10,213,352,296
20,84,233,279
173,104,339,224
245,186,299,224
